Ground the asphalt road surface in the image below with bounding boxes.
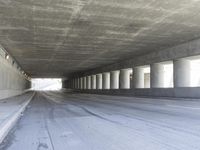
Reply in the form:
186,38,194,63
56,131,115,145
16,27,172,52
1,91,200,150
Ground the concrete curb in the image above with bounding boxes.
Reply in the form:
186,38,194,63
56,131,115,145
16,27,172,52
0,92,35,144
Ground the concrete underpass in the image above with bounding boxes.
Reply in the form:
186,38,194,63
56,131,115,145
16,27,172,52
1,0,200,150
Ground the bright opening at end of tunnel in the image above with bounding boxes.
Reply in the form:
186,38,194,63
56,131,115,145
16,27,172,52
31,78,62,91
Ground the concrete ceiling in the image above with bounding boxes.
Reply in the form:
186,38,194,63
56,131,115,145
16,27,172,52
1,0,200,77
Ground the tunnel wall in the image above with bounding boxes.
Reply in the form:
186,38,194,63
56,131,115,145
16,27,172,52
0,56,31,100
66,38,200,98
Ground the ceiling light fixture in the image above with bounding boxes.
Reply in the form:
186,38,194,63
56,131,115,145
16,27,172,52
5,54,9,60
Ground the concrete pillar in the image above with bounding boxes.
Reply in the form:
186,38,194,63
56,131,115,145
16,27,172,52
86,76,91,89
102,72,110,89
76,78,79,89
174,59,191,87
71,79,73,89
80,78,82,89
74,79,76,89
71,80,73,88
120,69,132,89
83,77,87,89
69,80,71,89
144,73,150,88
68,80,71,88
134,67,144,88
96,74,102,89
78,78,81,89
65,80,68,88
77,78,79,89
75,79,78,89
72,80,74,88
151,63,165,88
70,80,72,88
69,80,71,88
110,70,120,89
80,77,84,89
91,75,96,89
72,79,76,89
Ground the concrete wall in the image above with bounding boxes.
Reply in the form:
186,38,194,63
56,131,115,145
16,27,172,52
0,56,31,100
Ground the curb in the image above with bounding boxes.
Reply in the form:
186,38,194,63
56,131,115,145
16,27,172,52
0,92,35,144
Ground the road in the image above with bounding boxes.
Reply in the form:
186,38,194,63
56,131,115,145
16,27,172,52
1,91,200,150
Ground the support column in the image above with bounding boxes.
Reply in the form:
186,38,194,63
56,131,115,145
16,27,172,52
78,78,81,89
86,76,91,89
120,69,132,89
65,80,69,88
73,79,75,89
69,80,71,89
102,72,110,89
110,70,120,89
91,75,96,89
80,77,84,89
74,79,76,89
74,78,77,89
71,80,74,89
134,67,144,88
96,74,102,89
69,80,72,88
70,80,72,88
72,80,74,89
70,80,73,89
150,63,165,88
174,59,191,87
75,79,78,89
83,77,87,89
77,78,79,89
72,80,75,89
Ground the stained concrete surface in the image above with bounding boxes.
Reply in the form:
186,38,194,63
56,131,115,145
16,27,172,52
1,0,200,77
1,91,200,150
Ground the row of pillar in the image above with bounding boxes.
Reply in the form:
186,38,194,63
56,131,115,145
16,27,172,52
67,69,132,90
150,59,191,88
67,58,191,89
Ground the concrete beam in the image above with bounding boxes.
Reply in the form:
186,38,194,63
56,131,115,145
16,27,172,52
77,38,200,77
